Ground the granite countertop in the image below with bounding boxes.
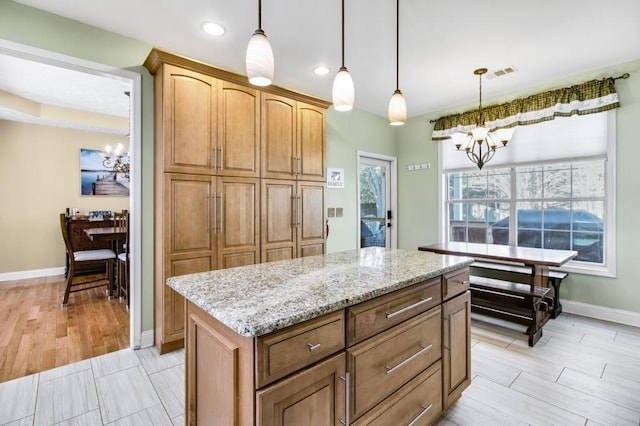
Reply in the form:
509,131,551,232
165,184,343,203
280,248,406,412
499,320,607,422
167,247,473,337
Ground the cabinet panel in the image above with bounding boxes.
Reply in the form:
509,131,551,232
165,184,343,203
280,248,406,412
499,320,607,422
162,64,217,174
257,353,346,426
352,361,442,426
297,181,325,256
218,81,260,177
262,180,296,263
257,311,344,388
442,291,471,409
262,93,297,179
348,308,441,420
297,102,326,181
166,174,214,254
300,244,324,258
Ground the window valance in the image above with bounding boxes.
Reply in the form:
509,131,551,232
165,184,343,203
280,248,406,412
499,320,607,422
432,77,620,141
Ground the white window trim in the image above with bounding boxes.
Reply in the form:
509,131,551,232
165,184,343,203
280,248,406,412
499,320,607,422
437,110,617,277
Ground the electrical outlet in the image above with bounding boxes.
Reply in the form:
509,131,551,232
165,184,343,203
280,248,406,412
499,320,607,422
336,208,343,217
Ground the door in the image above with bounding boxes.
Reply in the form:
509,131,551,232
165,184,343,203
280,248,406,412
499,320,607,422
359,156,393,248
442,291,471,409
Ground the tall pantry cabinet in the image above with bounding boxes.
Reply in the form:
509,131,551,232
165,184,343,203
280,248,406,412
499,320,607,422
145,49,329,353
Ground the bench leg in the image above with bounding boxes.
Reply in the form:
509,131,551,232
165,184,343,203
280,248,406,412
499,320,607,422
549,278,562,319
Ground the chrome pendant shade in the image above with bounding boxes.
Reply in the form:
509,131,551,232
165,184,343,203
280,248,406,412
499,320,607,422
451,68,514,169
332,0,355,111
246,0,274,87
388,0,406,125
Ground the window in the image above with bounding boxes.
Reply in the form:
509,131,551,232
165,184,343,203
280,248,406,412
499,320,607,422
440,111,616,276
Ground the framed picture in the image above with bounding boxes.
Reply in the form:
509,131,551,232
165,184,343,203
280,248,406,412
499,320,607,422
327,167,345,189
80,148,130,196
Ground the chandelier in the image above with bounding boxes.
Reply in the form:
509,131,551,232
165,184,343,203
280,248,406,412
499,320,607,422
103,144,130,180
451,68,514,169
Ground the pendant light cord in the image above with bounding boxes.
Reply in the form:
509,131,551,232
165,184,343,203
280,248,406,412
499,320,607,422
395,0,400,91
341,0,345,67
258,0,262,29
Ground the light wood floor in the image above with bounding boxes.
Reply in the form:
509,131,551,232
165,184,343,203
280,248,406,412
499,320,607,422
0,274,129,383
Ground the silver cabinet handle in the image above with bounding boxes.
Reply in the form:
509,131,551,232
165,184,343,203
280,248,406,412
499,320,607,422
297,194,301,227
339,372,350,426
219,192,224,233
212,147,217,170
211,194,217,234
297,157,301,175
386,297,433,319
307,342,321,351
385,344,432,375
291,195,297,227
219,146,224,170
449,316,454,354
292,157,297,175
407,404,433,426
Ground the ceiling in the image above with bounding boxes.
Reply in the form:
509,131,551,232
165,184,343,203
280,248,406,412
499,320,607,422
5,0,640,122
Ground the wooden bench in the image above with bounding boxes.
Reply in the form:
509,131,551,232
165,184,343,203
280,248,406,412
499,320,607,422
469,275,554,346
471,261,568,318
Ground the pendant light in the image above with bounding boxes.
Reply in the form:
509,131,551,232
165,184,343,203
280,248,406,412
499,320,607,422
388,0,407,126
246,0,274,86
332,0,355,111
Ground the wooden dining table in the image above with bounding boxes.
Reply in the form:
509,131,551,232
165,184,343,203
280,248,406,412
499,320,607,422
418,242,577,346
84,226,127,298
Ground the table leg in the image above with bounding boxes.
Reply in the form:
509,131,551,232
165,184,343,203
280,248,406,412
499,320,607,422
527,264,552,347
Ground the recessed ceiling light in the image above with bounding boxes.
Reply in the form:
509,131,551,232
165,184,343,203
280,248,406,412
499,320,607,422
202,22,225,36
313,66,330,76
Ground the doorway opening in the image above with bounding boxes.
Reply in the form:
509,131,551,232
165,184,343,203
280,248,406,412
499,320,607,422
357,152,398,249
0,39,142,380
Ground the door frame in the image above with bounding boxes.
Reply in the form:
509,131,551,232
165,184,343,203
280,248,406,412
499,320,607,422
0,39,143,349
356,151,398,249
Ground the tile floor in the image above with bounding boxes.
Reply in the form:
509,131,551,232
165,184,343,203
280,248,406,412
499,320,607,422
1,313,639,425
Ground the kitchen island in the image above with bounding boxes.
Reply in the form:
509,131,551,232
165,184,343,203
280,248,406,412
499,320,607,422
168,248,473,425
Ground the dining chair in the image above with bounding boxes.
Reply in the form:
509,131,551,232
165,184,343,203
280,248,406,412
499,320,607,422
59,213,116,306
115,210,130,306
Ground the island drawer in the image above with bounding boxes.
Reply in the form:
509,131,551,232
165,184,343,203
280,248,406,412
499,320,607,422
347,277,441,346
256,310,345,388
347,307,441,420
443,268,470,301
352,361,442,426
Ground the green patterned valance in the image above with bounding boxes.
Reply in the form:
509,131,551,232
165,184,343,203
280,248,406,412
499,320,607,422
432,77,620,141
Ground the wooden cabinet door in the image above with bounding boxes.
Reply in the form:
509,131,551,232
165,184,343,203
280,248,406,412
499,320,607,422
442,290,471,409
162,173,217,348
297,181,325,257
218,81,260,177
162,64,217,174
261,93,297,179
297,102,326,181
262,179,297,263
217,177,260,269
257,353,346,426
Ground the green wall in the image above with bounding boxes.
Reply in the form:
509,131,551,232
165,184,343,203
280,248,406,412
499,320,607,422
325,108,396,253
1,0,637,329
397,60,640,314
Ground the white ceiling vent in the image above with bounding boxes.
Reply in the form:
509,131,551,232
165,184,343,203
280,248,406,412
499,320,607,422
486,66,518,79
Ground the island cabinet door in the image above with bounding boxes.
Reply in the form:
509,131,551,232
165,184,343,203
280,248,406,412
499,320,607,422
161,63,217,175
217,81,260,178
216,176,260,269
256,352,347,426
442,290,471,410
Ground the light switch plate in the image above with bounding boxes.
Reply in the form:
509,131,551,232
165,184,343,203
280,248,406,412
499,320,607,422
328,208,336,217
336,208,343,217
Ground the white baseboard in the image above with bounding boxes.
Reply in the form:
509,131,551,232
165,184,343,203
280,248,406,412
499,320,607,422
0,267,64,282
562,300,640,328
139,330,155,349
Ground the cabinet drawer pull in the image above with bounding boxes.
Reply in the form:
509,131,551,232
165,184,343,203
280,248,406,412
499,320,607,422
385,344,432,375
307,342,321,351
407,404,433,426
386,297,433,319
